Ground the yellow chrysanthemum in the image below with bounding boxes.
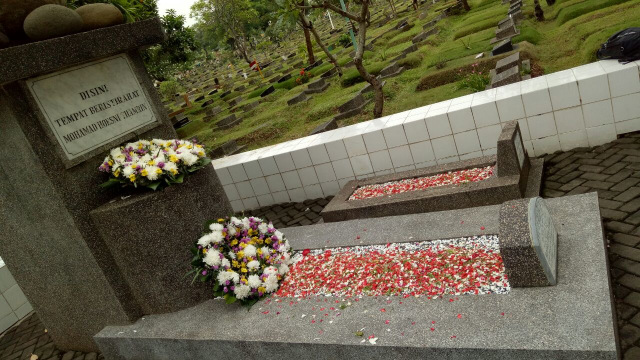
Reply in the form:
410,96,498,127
240,268,247,273
237,251,245,258
230,240,238,246
169,155,178,163
155,168,162,174
240,243,247,249
114,169,121,178
141,169,148,177
258,287,266,293
218,218,225,222
129,174,136,182
203,249,208,254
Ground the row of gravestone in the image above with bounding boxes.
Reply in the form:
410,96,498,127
491,0,523,57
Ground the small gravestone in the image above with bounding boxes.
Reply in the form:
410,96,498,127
234,85,245,92
215,113,243,130
200,99,214,108
493,23,519,43
491,66,521,88
260,85,275,97
360,79,385,95
380,62,405,79
210,139,246,158
309,119,338,135
219,90,231,98
498,17,514,30
499,197,558,287
334,93,370,121
227,96,243,108
423,19,438,30
208,89,218,97
321,67,337,78
242,101,259,112
495,52,520,73
305,59,323,71
402,44,418,56
412,31,430,44
492,39,513,56
287,92,310,106
304,78,330,95
268,76,279,84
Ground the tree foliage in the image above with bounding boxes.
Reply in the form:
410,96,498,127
67,0,159,22
143,10,197,81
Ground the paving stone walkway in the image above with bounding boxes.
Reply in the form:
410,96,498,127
5,134,640,359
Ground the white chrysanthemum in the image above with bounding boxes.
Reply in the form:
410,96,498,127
110,148,123,158
221,258,230,269
251,216,263,223
217,270,239,285
234,284,251,300
138,140,151,146
197,233,214,247
228,251,236,260
264,266,278,275
278,264,289,275
145,166,160,180
230,217,242,226
139,154,152,163
274,230,284,240
151,139,165,145
155,153,166,164
227,226,237,236
209,223,224,232
241,217,251,229
247,275,261,288
203,249,222,267
258,223,268,234
260,246,270,258
164,161,178,173
182,152,198,166
247,260,260,270
122,165,135,177
244,245,257,258
282,252,291,263
210,231,224,244
280,240,291,253
264,275,279,293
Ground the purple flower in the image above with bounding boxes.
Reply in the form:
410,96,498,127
225,280,230,286
157,162,165,169
230,286,235,291
223,287,229,293
202,270,207,276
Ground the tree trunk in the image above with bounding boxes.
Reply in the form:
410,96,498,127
353,4,383,118
460,0,471,11
388,0,396,16
302,22,316,65
301,13,342,76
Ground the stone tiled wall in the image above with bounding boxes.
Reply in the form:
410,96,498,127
213,60,640,212
0,260,33,334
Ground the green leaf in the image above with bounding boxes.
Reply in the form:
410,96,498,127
173,174,185,184
191,271,200,285
146,181,162,191
242,297,260,310
99,178,122,189
224,294,237,304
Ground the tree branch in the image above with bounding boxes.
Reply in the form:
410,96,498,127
297,2,361,22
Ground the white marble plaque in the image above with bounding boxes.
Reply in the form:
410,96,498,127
514,131,525,169
27,54,158,161
528,197,558,285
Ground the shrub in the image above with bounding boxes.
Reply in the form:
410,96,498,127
556,0,628,25
338,34,352,48
340,62,387,87
456,64,490,92
512,27,542,45
453,18,496,40
273,78,299,90
159,80,182,99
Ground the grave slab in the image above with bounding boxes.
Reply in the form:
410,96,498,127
95,193,618,360
321,121,540,222
490,65,521,88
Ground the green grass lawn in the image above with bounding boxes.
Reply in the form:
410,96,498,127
173,0,640,153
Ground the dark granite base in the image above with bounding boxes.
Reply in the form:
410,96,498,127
94,194,617,360
90,166,232,315
320,156,543,223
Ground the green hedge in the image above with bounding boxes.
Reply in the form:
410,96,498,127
340,62,387,87
556,0,628,25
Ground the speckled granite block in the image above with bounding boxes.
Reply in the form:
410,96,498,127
90,166,232,315
499,197,558,287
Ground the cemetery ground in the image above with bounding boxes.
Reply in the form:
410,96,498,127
4,132,640,359
171,0,640,155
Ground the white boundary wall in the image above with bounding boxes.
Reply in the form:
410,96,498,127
213,60,640,212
